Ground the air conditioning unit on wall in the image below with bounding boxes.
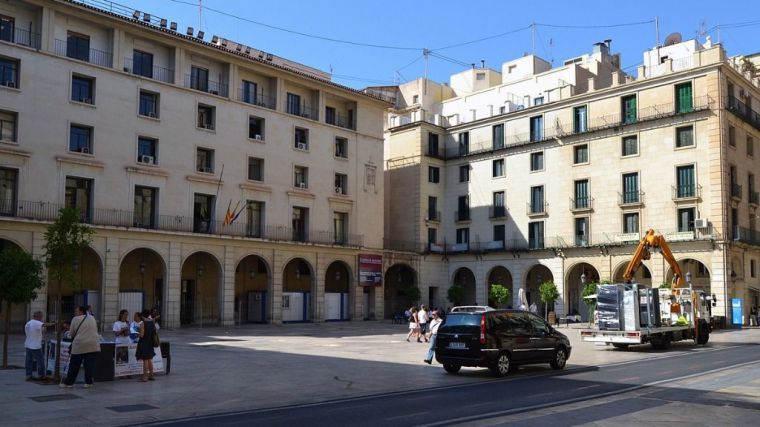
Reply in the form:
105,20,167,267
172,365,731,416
694,218,709,229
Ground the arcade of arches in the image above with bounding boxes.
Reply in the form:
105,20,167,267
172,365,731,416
180,252,221,326
525,264,553,315
234,255,269,323
384,264,416,319
487,266,513,308
452,268,477,306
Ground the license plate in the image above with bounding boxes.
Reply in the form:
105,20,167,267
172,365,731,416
448,341,466,349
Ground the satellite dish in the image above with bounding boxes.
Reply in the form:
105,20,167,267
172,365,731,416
664,32,682,46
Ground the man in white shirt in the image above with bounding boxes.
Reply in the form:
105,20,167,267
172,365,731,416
423,311,443,364
418,305,429,343
112,309,131,345
25,311,52,381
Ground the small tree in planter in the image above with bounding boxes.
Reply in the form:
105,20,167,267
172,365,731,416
539,281,560,321
582,282,599,327
399,284,421,306
447,283,465,306
0,249,44,368
489,284,511,308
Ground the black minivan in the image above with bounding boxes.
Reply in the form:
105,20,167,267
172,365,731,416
435,309,571,376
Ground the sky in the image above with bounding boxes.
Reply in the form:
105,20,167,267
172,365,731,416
108,0,760,89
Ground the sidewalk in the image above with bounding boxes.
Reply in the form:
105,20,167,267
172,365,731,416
1,322,757,426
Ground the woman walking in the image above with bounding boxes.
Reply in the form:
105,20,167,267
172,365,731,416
406,307,420,342
135,309,156,382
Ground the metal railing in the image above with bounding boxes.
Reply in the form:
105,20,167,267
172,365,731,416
570,197,593,211
123,58,174,83
618,191,644,206
727,95,760,131
489,206,507,219
750,191,760,205
284,101,318,120
184,74,229,97
528,236,544,250
454,210,470,222
731,183,743,199
0,26,41,49
734,226,760,246
527,202,547,215
427,210,441,221
672,184,702,200
326,112,355,130
54,39,113,68
238,89,276,109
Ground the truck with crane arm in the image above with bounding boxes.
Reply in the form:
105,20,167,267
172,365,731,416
580,229,713,349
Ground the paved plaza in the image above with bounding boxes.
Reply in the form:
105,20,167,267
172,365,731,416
0,322,758,426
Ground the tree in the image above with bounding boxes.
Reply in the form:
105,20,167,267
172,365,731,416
659,282,672,289
581,282,599,327
0,249,44,368
43,207,93,381
538,281,560,320
447,283,465,306
398,283,421,305
489,284,511,308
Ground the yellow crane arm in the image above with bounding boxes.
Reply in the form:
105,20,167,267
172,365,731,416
622,230,654,283
622,229,684,287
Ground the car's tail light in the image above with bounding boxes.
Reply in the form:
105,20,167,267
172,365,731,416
480,314,486,344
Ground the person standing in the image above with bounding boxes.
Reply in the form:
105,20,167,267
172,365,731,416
24,311,52,381
418,305,429,343
405,307,419,342
529,302,538,314
112,310,131,345
136,309,157,382
60,306,100,389
423,311,443,364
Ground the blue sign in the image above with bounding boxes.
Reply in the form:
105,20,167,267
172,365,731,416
731,298,743,326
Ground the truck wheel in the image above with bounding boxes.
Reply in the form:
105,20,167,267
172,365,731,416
696,319,710,345
443,364,461,374
550,347,567,370
612,343,630,350
488,352,511,377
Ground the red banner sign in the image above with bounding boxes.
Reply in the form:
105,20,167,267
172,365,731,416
359,254,383,286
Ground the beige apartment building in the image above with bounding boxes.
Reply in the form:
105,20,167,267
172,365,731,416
0,0,389,330
380,37,760,325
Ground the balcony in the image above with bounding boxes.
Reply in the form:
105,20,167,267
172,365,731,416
54,39,113,68
238,89,276,110
528,236,545,250
734,226,760,246
526,202,547,217
750,191,760,206
427,210,441,222
726,96,760,132
605,232,641,245
570,197,593,213
184,74,229,97
454,210,470,222
284,101,318,120
731,183,743,200
384,239,424,253
662,227,715,242
618,191,644,207
489,205,507,219
0,27,41,49
326,112,355,130
671,184,702,201
450,242,469,253
123,58,174,84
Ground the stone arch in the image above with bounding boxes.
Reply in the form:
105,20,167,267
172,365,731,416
0,239,26,332
564,262,600,322
46,245,103,323
487,266,513,308
118,247,167,319
384,263,417,319
452,267,477,306
665,258,711,291
282,258,314,322
524,264,554,315
180,251,223,326
325,260,352,321
234,254,271,323
612,262,652,286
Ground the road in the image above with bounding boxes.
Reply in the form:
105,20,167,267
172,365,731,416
138,343,760,427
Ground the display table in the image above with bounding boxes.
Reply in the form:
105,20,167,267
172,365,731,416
46,340,171,381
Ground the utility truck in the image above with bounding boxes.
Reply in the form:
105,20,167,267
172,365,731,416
580,229,713,349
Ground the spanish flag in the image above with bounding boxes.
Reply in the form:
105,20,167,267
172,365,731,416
223,200,234,226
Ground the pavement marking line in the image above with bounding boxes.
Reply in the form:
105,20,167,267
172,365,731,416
575,384,601,391
619,377,641,382
418,359,760,427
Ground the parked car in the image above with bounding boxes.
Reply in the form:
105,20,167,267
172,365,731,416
449,305,495,313
435,309,571,376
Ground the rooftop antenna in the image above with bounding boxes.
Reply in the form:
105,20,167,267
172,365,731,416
531,22,536,55
480,59,485,68
198,0,203,31
655,16,660,47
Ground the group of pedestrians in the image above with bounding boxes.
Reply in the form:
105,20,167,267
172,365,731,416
405,304,433,343
111,308,160,382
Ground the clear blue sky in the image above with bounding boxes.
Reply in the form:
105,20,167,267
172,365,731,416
116,0,760,89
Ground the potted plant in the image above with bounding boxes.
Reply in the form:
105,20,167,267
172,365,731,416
447,283,465,306
489,284,511,308
539,281,559,322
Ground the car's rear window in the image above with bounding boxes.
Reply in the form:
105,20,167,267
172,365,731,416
443,314,480,326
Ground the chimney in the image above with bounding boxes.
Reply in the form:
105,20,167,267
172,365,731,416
481,59,485,68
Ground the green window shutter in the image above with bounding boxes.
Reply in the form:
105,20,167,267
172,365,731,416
677,83,693,113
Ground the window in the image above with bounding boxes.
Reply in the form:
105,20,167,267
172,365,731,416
132,50,153,78
241,80,258,104
575,217,589,246
573,144,588,164
677,207,695,232
530,186,544,214
333,211,348,244
492,191,505,218
139,90,159,118
492,159,505,177
294,127,309,150
622,172,639,203
621,94,637,124
729,125,736,147
196,148,214,173
528,221,544,249
248,116,265,140
428,166,440,183
493,224,505,245
676,165,695,198
748,135,755,157
751,259,757,278
675,125,694,148
622,135,638,156
246,200,264,238
335,137,348,158
459,165,469,182
294,166,308,188
623,212,639,234
458,132,469,155
574,180,589,209
286,92,301,115
493,124,504,149
428,228,437,246
247,157,264,181
0,167,18,216
0,110,17,142
69,124,92,154
137,137,157,164
193,193,215,233
66,32,90,62
428,196,438,221
412,94,419,104
0,16,14,43
190,66,209,92
530,151,543,171
325,106,336,125
292,206,308,241
534,96,544,106
457,195,469,221
0,57,18,88
573,105,588,133
334,173,347,195
530,115,543,142
675,82,693,113
197,104,215,130
65,176,93,222
456,227,469,245
71,75,94,104
476,72,486,81
428,133,439,156
133,186,157,228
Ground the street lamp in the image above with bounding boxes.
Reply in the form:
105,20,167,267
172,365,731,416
580,272,587,285
72,258,80,272
685,271,692,284
197,264,205,278
249,269,255,279
139,262,146,274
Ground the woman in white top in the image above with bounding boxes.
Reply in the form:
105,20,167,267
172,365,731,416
112,310,131,345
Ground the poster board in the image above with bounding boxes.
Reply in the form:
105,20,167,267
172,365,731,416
358,254,382,286
114,343,164,377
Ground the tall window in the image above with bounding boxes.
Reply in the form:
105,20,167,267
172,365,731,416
0,16,14,43
137,137,157,164
248,116,265,140
677,207,695,232
197,104,215,129
623,212,639,234
65,176,93,222
190,66,209,92
0,57,18,88
294,166,308,188
575,217,589,246
428,132,439,156
428,166,440,183
573,144,588,164
574,105,588,133
69,124,92,153
325,106,336,125
66,32,90,62
492,191,505,218
334,173,348,195
0,110,17,142
286,93,301,115
492,158,505,177
622,173,639,203
530,115,543,142
246,201,264,238
493,224,505,245
292,206,308,241
133,186,157,228
335,137,348,158
0,167,18,216
458,132,469,155
71,75,94,104
295,127,309,150
530,186,544,213
675,125,694,148
675,82,693,113
622,135,638,156
428,196,438,221
247,157,264,181
428,228,437,246
528,221,544,249
193,193,215,233
241,80,257,104
574,180,589,209
456,227,469,245
457,195,469,221
530,151,544,171
333,212,347,244
459,165,469,182
621,94,637,124
196,148,214,173
748,136,755,157
492,124,504,149
729,125,736,147
139,90,159,118
132,50,154,78
676,165,695,198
